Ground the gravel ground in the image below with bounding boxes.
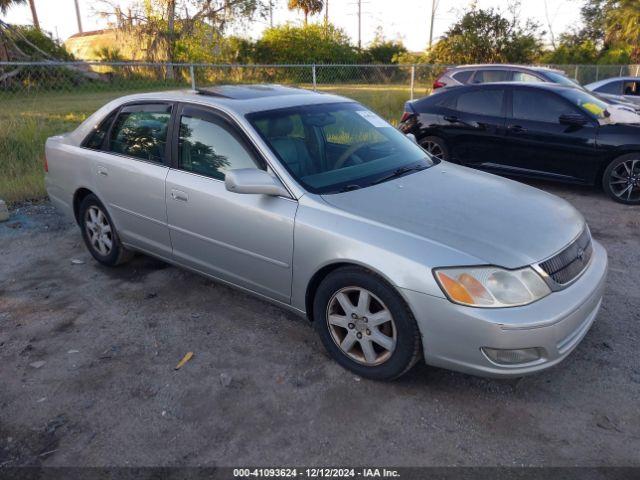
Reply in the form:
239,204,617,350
0,181,639,468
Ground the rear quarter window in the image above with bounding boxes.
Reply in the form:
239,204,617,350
452,70,474,84
82,110,117,150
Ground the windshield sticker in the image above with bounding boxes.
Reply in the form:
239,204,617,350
356,110,389,128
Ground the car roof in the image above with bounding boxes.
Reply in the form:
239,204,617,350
109,85,352,115
450,64,565,74
586,77,640,88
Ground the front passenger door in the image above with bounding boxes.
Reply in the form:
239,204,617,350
165,104,298,303
497,87,599,182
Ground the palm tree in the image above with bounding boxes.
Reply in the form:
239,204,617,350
27,0,38,29
287,0,323,26
0,0,26,15
606,0,640,61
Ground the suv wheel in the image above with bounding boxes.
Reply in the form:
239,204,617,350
313,267,422,380
603,154,640,205
420,136,450,161
79,194,133,266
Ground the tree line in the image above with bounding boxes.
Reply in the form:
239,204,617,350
0,0,639,65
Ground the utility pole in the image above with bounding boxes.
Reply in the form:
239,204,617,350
428,0,438,49
357,0,361,49
74,0,83,33
269,0,273,28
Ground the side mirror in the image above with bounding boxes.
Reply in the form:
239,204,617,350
559,113,589,126
225,169,290,197
406,133,418,144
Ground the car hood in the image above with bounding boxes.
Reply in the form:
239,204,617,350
321,162,585,269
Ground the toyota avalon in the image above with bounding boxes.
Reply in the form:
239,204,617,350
45,85,608,380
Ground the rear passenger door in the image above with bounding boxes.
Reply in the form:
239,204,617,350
90,102,174,258
437,86,507,165
165,104,297,303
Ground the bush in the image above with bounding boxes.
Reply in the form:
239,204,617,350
254,23,359,64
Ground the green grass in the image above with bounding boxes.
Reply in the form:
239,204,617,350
0,83,422,203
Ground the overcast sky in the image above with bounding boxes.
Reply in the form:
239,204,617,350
4,0,578,51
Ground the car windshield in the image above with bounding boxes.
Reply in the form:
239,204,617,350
560,88,610,119
247,102,434,194
545,71,580,86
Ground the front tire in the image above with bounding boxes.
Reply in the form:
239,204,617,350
313,267,422,381
602,154,640,205
79,194,133,266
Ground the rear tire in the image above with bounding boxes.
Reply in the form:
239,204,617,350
78,194,133,266
313,267,422,381
420,136,450,161
602,154,640,205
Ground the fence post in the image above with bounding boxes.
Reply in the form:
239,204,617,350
574,65,579,81
410,64,416,100
595,65,599,82
620,65,624,76
189,64,196,90
312,64,317,91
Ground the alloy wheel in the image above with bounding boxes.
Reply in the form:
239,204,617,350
609,158,640,202
326,287,397,366
423,141,444,160
84,205,113,256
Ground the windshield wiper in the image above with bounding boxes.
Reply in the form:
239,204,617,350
338,184,362,192
370,164,428,186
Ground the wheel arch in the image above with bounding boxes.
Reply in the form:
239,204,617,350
304,261,403,323
72,187,96,225
597,149,640,184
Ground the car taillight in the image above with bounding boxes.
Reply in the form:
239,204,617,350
400,111,413,123
433,80,446,90
44,154,48,173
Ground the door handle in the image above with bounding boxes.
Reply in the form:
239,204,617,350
508,125,527,133
97,167,108,177
170,189,188,202
443,115,458,123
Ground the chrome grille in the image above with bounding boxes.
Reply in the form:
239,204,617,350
539,228,593,286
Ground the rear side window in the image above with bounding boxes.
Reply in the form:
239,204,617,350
452,70,474,84
109,104,172,163
513,72,543,83
82,110,117,150
457,89,504,116
595,81,623,95
473,70,513,83
512,89,574,123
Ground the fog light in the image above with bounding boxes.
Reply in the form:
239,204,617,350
482,347,544,365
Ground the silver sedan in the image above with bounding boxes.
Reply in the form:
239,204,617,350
45,85,608,380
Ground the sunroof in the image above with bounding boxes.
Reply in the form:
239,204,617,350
196,85,313,100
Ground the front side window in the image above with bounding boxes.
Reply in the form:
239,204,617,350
457,89,504,116
623,81,640,96
512,89,575,123
178,114,257,180
595,81,623,95
473,70,512,83
248,103,434,194
109,104,171,163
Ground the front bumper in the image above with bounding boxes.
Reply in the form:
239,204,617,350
402,240,608,378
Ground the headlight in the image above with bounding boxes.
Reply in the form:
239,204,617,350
434,266,551,308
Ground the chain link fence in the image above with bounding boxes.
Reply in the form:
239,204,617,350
1,61,639,202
